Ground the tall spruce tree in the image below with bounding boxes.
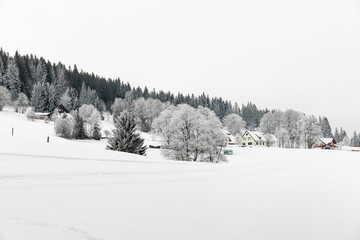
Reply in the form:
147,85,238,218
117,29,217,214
320,117,333,138
92,123,102,140
106,112,147,155
73,110,86,139
334,127,340,142
4,57,21,100
0,56,4,85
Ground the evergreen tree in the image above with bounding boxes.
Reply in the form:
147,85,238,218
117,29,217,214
92,123,102,140
0,86,11,111
106,112,147,155
78,82,88,105
339,127,347,142
334,127,340,142
73,111,86,139
31,82,46,112
4,57,21,100
0,56,4,85
320,117,333,138
34,61,47,83
351,131,358,146
54,63,67,104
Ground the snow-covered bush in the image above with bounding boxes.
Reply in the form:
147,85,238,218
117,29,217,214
26,107,35,121
156,104,225,162
14,93,29,113
0,86,11,111
54,114,74,139
107,111,147,155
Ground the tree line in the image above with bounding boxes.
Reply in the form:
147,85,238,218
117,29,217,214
1,48,359,147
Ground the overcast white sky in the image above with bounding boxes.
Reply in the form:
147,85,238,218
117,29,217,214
1,0,360,133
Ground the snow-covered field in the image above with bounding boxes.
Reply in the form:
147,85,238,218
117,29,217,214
1,109,360,240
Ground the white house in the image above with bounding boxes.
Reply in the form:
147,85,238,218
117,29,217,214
240,130,267,147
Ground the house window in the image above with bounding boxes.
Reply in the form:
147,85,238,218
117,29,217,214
248,142,252,145
256,142,258,145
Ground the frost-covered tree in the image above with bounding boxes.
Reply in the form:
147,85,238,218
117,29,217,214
14,92,29,113
31,82,45,112
0,56,4,85
124,90,135,111
112,98,127,120
106,111,147,155
54,114,74,139
339,127,347,142
223,114,246,136
59,88,72,111
31,82,57,112
301,115,322,149
46,83,57,112
351,131,359,146
133,98,169,132
151,107,176,145
283,109,304,148
334,127,340,143
340,135,351,147
54,63,67,104
319,117,333,138
73,110,86,139
3,57,21,100
160,104,224,162
34,61,47,83
260,110,285,147
0,86,11,111
78,104,101,137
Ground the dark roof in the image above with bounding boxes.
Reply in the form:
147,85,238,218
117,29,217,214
57,104,69,113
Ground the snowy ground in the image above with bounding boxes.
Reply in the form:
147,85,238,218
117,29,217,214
1,109,360,240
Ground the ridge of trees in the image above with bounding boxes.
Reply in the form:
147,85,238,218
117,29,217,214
0,48,269,126
1,47,358,146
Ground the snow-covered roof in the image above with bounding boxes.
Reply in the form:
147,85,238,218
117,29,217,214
34,112,50,116
319,138,335,145
266,134,278,142
246,131,267,142
221,129,236,143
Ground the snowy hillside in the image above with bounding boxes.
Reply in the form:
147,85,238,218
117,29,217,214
1,109,360,240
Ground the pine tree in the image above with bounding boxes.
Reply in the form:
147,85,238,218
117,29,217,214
351,131,358,146
334,127,340,142
34,61,47,83
73,111,86,139
107,112,147,155
78,82,88,105
54,63,67,103
320,117,333,138
0,56,4,85
4,57,21,101
31,82,46,112
339,127,347,142
92,123,102,140
0,86,11,111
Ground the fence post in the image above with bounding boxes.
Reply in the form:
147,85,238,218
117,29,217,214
47,136,50,143
12,128,14,136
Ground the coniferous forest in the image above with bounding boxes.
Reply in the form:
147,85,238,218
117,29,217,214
0,48,268,126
